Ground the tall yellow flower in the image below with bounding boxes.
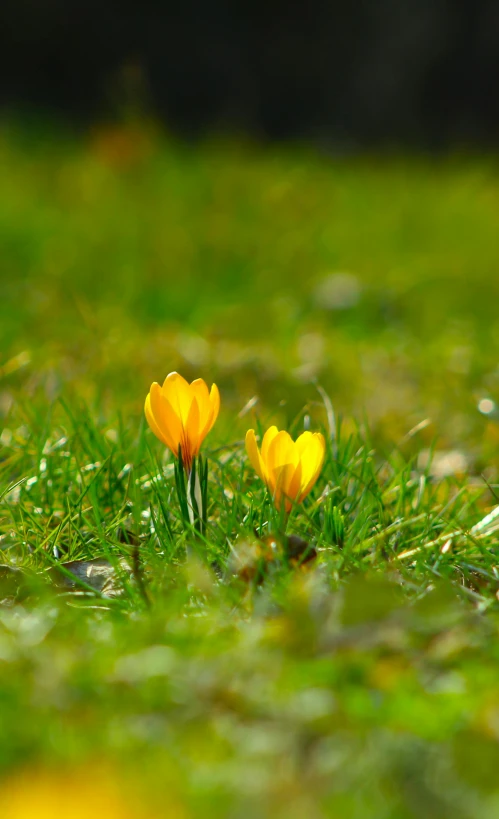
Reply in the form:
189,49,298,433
145,372,220,473
245,426,325,512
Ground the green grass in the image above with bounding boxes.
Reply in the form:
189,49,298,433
2,121,499,817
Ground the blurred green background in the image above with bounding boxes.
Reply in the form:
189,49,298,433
2,121,499,456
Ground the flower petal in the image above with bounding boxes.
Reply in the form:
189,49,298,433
189,378,209,400
148,383,180,455
245,429,267,482
285,461,303,505
272,463,298,512
267,430,298,473
208,383,220,429
261,425,279,463
162,372,192,426
295,432,320,482
144,391,169,447
190,379,217,444
295,431,314,455
298,433,326,501
184,397,201,462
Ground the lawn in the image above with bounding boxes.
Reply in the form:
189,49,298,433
2,121,499,817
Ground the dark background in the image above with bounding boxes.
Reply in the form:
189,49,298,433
1,0,499,147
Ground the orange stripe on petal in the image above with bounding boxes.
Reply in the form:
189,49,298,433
285,461,303,505
272,463,297,511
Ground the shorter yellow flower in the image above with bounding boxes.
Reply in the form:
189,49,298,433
145,372,220,473
246,426,325,512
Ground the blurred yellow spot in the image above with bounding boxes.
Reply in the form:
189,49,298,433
0,768,167,819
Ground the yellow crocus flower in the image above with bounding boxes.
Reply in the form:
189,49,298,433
245,426,325,512
145,372,220,473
